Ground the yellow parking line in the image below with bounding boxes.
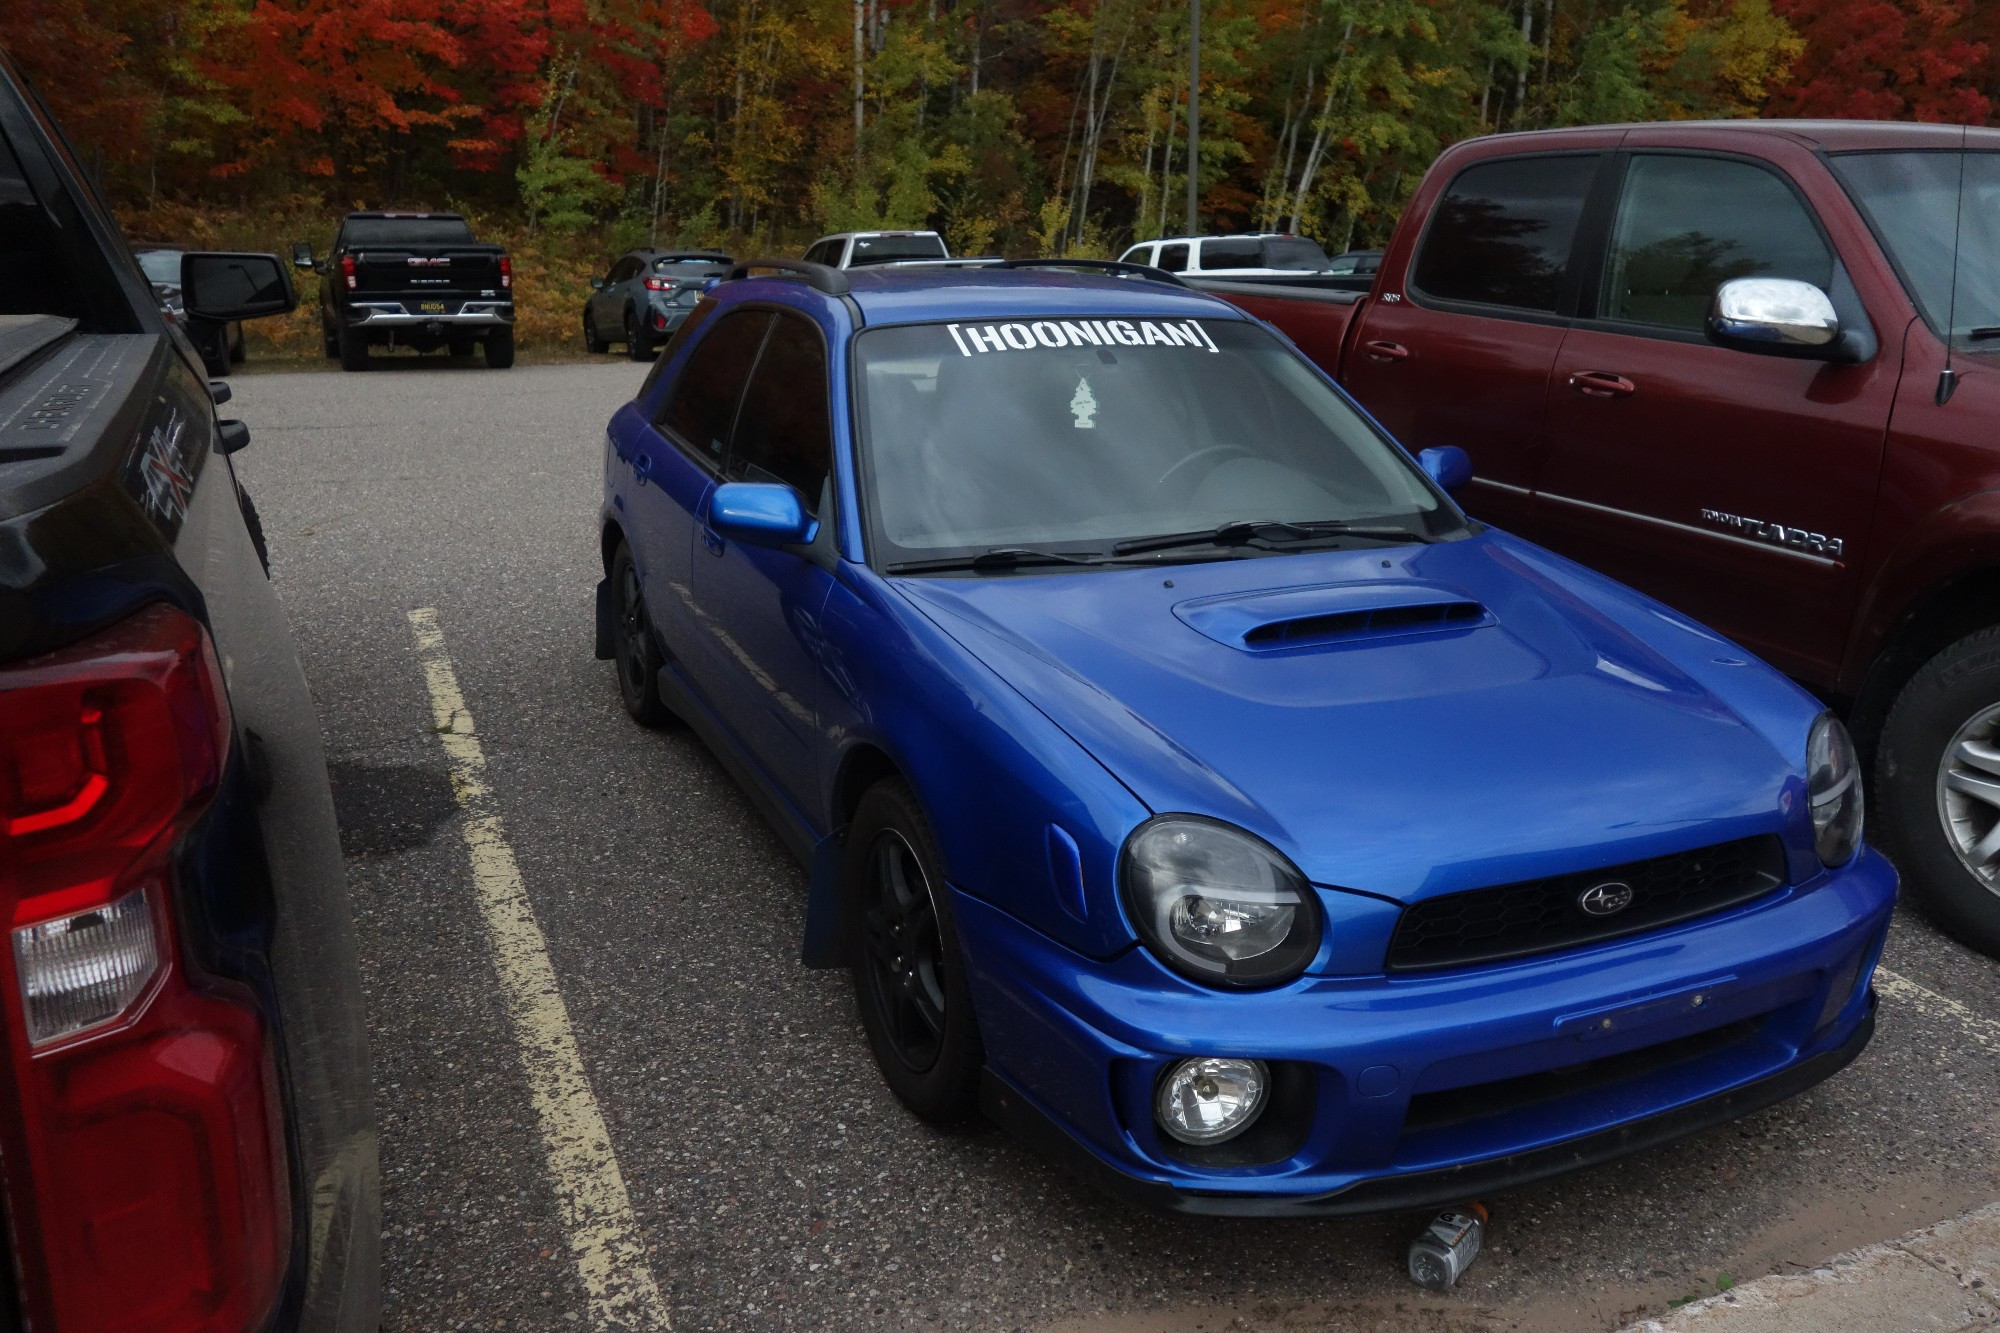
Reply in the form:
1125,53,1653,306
408,608,671,1332
1875,965,2000,1052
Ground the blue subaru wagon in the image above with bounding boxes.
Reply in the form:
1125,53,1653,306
593,258,1894,1214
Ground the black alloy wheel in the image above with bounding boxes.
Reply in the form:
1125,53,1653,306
625,310,652,361
584,311,607,354
610,543,672,726
844,779,982,1121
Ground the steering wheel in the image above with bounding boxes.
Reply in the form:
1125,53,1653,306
1154,445,1256,494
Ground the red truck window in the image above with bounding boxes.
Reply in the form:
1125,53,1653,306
1411,155,1598,315
1601,155,1832,333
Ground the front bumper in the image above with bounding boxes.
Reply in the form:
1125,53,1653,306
958,847,1895,1214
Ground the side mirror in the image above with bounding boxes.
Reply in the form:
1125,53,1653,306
182,252,297,322
291,243,315,271
1418,445,1472,494
590,277,606,290
709,482,817,549
1707,278,1840,357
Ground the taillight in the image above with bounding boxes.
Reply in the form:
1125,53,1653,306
499,255,513,290
339,253,356,291
644,276,671,291
0,604,289,1333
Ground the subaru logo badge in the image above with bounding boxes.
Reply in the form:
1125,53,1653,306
1578,881,1635,917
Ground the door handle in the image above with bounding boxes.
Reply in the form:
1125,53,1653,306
633,452,654,486
1568,370,1636,398
701,526,724,557
1363,340,1410,363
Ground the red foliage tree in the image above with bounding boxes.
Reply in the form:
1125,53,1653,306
1768,0,1992,122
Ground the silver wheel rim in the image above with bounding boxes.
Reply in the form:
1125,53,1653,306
1936,701,2000,893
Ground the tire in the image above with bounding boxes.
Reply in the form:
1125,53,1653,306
625,310,653,362
236,483,270,577
1876,626,2000,955
844,779,983,1122
584,313,607,355
338,326,369,372
485,328,516,369
322,323,338,359
610,543,673,727
228,322,247,365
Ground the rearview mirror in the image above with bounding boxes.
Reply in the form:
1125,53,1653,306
182,252,297,322
1418,445,1472,494
709,482,817,549
1707,278,1839,357
291,243,315,271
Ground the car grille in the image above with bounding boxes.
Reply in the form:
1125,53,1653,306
1386,835,1788,972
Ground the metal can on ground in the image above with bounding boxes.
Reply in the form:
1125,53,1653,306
1407,1201,1487,1290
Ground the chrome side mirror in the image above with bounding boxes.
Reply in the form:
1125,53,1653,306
1707,278,1840,356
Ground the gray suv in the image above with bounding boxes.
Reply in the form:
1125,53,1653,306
585,249,733,359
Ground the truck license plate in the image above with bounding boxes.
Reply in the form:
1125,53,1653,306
418,301,447,314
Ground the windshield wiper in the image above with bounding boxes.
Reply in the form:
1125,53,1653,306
1111,518,1434,556
885,547,1108,575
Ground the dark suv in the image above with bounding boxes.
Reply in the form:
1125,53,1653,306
0,54,379,1330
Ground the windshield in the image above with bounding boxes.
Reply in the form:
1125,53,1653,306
1262,238,1333,270
342,216,476,248
850,234,947,265
136,249,181,284
854,317,1450,567
1832,150,2000,351
654,256,730,274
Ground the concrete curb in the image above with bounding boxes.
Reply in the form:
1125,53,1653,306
1620,1202,2000,1332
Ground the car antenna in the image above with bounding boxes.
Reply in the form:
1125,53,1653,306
1938,124,1969,407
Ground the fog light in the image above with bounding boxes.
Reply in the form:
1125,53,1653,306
1156,1057,1267,1145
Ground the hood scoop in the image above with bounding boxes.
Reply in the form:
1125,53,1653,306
1174,581,1490,652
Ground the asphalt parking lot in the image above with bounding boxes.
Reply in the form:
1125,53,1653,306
231,359,2000,1333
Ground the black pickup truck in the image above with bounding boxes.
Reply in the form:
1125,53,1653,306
296,211,515,370
0,54,379,1330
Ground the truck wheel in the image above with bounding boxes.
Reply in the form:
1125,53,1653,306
338,327,369,372
584,314,607,355
1877,626,2000,954
843,777,983,1123
485,329,516,369
625,311,653,362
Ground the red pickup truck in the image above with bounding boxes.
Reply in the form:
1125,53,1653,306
1202,120,2000,955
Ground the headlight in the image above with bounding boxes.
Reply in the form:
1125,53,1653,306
1808,713,1863,866
1120,815,1321,987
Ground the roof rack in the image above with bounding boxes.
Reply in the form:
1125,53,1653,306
728,257,850,296
990,258,1187,288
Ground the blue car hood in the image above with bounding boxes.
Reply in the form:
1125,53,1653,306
891,533,1810,904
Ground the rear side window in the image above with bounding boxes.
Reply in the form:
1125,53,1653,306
726,313,833,512
1157,243,1190,272
341,216,476,247
0,126,78,319
1601,155,1832,332
1412,155,1598,313
659,309,772,463
1200,238,1263,269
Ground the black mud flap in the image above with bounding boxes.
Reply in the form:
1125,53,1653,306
593,577,614,660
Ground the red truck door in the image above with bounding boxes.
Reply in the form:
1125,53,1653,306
1345,146,1613,534
1535,146,1900,682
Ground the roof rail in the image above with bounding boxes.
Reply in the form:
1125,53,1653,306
728,257,850,296
990,258,1187,288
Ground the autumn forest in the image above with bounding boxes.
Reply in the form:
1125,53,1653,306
8,0,1996,348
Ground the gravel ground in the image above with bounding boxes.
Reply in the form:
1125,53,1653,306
229,359,2000,1333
